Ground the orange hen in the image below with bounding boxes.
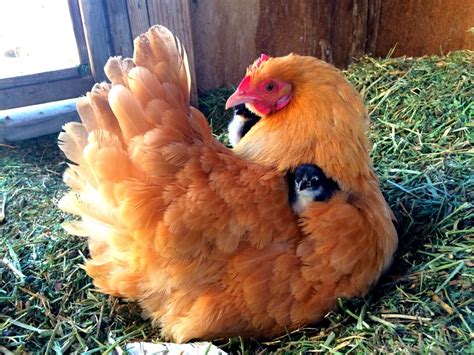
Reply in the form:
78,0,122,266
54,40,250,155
58,25,397,342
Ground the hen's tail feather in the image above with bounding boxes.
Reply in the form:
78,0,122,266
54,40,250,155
108,85,154,142
89,84,125,143
104,57,135,87
71,25,191,146
58,122,88,164
127,67,164,109
134,26,190,104
66,24,199,180
57,25,203,299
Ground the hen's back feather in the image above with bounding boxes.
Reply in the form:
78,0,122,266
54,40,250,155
59,26,397,342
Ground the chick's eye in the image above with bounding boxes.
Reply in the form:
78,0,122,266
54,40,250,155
310,177,320,186
264,82,276,92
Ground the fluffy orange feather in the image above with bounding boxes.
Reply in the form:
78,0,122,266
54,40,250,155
58,25,397,342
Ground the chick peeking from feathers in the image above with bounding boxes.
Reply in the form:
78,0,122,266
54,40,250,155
288,164,339,214
58,26,397,343
228,107,339,214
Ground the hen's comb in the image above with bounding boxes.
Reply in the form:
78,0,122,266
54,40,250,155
256,54,269,66
247,53,270,74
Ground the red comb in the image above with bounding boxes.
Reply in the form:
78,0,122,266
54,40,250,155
256,54,269,67
247,53,270,74
258,53,270,65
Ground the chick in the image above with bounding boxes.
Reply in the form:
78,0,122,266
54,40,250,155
228,104,261,147
288,164,339,214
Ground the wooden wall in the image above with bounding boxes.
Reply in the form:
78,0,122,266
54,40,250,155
189,0,473,90
190,0,382,90
90,0,474,91
375,0,474,58
104,0,383,90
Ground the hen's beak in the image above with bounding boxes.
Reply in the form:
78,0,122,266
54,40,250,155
225,75,255,109
225,92,258,110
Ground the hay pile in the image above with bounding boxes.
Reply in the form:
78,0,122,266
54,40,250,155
0,50,472,353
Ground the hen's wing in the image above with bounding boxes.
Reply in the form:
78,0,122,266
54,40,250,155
58,26,298,300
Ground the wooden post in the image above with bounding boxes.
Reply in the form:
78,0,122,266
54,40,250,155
127,0,151,39
366,0,381,55
0,99,80,142
79,0,113,82
0,75,93,110
68,0,90,65
105,0,134,58
147,0,198,104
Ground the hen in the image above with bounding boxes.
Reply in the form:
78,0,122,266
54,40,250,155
58,25,398,342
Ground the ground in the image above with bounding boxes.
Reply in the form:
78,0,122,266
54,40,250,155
0,51,472,353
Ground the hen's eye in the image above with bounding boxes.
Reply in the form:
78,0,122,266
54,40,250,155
264,82,276,92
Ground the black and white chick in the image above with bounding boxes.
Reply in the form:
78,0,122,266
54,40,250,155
227,108,338,214
288,164,340,214
228,104,261,147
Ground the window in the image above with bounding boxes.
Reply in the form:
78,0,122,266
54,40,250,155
0,0,94,110
0,0,196,113
0,1,81,78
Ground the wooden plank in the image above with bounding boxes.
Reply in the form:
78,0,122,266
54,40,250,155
329,0,369,67
366,0,381,55
105,0,134,57
0,98,80,142
147,0,198,104
0,67,84,90
191,0,261,90
79,0,113,82
256,1,332,59
375,0,474,57
0,76,94,110
192,0,370,89
350,0,370,60
68,0,90,65
127,0,150,40
191,0,376,90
